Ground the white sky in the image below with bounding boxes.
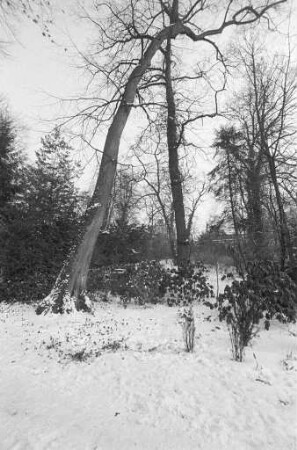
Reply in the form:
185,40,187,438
0,1,296,232
0,6,85,144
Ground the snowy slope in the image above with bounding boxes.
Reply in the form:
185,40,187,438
0,301,296,450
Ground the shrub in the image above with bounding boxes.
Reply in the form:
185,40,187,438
88,260,167,305
160,262,214,306
0,270,56,304
1,201,82,305
124,260,166,304
214,260,297,361
88,260,214,307
91,223,151,266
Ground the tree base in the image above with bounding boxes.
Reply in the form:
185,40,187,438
36,289,94,315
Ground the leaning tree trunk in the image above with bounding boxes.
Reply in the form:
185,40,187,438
37,22,185,313
164,37,190,267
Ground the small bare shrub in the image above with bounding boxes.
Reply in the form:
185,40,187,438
179,306,195,352
282,351,297,371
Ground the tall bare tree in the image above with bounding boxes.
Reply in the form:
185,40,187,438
232,38,296,267
164,34,192,265
211,35,296,267
134,117,206,263
250,51,296,267
134,130,177,258
38,0,287,312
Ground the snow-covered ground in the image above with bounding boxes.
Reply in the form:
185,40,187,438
0,299,296,450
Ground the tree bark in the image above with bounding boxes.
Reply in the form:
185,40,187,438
164,37,190,267
246,165,265,259
265,150,292,268
226,149,246,273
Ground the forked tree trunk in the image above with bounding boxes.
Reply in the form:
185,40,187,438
37,22,185,313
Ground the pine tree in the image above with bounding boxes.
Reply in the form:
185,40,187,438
0,107,19,210
0,105,23,284
1,128,85,303
27,128,81,219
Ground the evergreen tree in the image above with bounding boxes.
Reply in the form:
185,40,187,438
25,127,82,224
1,128,85,303
0,105,24,283
0,106,20,211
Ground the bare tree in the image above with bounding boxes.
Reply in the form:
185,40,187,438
234,38,296,267
133,122,177,259
211,34,297,267
133,114,206,262
38,0,288,312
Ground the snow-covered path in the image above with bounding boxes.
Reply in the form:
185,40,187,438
0,302,296,450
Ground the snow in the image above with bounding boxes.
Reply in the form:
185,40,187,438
0,300,296,450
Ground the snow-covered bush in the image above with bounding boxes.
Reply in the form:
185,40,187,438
160,262,214,306
215,260,297,361
88,261,168,305
88,260,214,307
124,260,167,304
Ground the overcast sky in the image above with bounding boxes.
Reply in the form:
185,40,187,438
0,6,85,144
0,1,296,232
